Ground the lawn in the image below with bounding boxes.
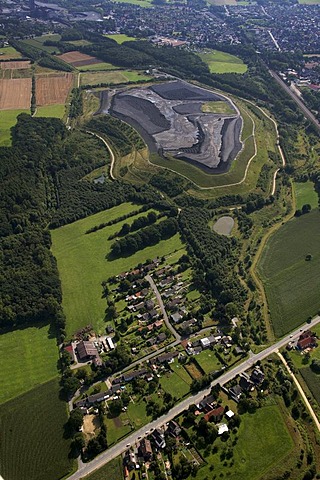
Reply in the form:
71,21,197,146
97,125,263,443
0,378,74,480
84,457,123,480
257,210,320,337
195,405,294,479
0,45,22,59
35,104,65,118
0,109,29,146
170,360,193,384
160,370,190,398
0,324,59,404
106,413,133,445
293,181,318,210
51,203,184,336
127,399,150,429
199,49,247,74
195,349,222,374
80,69,150,86
105,34,137,44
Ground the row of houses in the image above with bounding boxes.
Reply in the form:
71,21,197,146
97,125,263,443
229,366,265,403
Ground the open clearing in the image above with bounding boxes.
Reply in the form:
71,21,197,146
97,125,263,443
105,34,136,43
213,215,235,235
0,108,29,146
0,78,31,109
199,49,247,74
35,104,65,118
293,181,318,210
0,45,22,59
0,378,74,480
257,210,320,337
0,324,59,405
57,50,101,68
35,73,73,105
51,203,185,336
80,70,150,86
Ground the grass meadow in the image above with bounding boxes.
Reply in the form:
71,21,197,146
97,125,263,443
299,367,320,405
257,210,320,337
0,109,29,146
85,457,123,480
78,62,119,72
195,404,294,479
35,104,65,118
0,45,22,59
293,181,318,210
111,0,153,6
105,34,137,44
22,34,61,53
195,350,222,374
199,49,247,74
51,203,185,337
80,69,150,85
0,378,74,480
0,324,59,404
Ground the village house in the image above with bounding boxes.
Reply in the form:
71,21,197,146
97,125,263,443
138,439,153,461
76,340,101,364
297,331,317,351
204,405,225,423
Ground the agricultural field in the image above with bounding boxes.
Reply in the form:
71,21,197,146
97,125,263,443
85,457,123,480
57,50,101,68
22,34,61,53
293,181,318,210
105,34,137,43
51,203,185,336
0,60,31,70
0,108,29,146
257,210,320,337
192,404,294,479
35,73,73,106
199,49,247,74
78,62,119,71
0,45,22,59
299,367,320,404
80,69,151,86
35,103,65,118
0,324,59,404
0,378,74,480
0,78,31,109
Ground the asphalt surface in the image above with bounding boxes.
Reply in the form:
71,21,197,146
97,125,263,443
68,315,320,480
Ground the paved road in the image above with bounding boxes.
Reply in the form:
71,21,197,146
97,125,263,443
277,351,320,432
68,315,320,480
145,274,181,341
269,70,320,134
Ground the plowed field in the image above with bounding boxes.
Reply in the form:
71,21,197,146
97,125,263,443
0,61,31,70
0,78,31,109
57,51,100,66
36,73,73,106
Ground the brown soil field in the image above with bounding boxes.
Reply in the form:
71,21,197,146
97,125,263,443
83,414,100,441
36,73,73,106
57,51,99,66
184,363,203,380
0,78,31,109
0,61,31,70
71,58,101,67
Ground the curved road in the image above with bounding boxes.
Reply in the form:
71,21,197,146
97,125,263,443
86,130,116,180
68,315,320,480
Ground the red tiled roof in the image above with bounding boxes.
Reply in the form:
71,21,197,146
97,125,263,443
204,406,224,422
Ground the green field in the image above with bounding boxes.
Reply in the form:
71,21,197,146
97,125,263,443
299,367,320,404
78,62,119,72
105,34,137,44
111,0,153,6
0,45,22,59
85,457,123,480
51,203,185,336
202,100,235,115
195,350,222,374
257,210,320,337
0,378,74,480
293,181,318,210
35,104,65,118
199,49,247,74
160,370,190,398
22,34,61,53
196,405,293,479
0,324,59,404
80,69,150,85
0,109,29,147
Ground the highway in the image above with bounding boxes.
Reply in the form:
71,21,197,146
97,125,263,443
269,70,320,134
68,315,320,480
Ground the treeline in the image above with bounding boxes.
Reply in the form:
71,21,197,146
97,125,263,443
85,205,149,234
110,217,178,257
69,88,83,118
87,115,145,157
10,40,73,72
108,211,158,240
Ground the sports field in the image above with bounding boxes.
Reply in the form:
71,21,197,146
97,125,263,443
0,378,74,480
199,49,247,74
51,203,184,336
105,34,136,43
257,210,320,337
293,181,318,210
0,109,29,146
0,324,59,404
80,69,150,86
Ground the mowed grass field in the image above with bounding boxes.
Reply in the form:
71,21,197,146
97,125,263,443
197,404,294,479
105,34,137,43
35,104,65,118
51,203,185,336
199,49,247,74
78,62,119,71
0,109,29,146
0,324,59,404
257,210,320,337
293,181,318,210
0,378,74,480
80,69,150,85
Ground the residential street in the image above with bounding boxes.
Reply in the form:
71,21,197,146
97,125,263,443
68,315,320,480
